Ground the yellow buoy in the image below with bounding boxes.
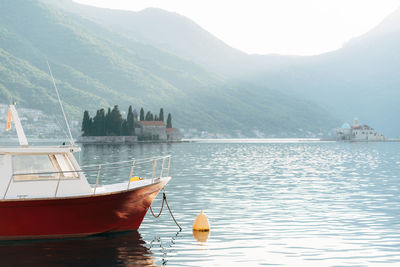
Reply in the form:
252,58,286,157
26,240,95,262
192,210,210,231
130,176,143,182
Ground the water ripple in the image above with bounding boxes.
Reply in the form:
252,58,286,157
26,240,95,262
2,141,400,266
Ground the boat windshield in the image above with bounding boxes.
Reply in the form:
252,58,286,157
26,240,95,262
12,154,78,181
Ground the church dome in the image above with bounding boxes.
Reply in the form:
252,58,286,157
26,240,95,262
341,123,351,129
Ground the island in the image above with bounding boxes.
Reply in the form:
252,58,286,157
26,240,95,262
77,105,181,144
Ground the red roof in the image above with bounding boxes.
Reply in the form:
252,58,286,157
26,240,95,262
139,121,166,126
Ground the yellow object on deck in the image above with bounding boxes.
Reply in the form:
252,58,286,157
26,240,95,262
6,109,12,131
130,176,143,182
192,210,210,231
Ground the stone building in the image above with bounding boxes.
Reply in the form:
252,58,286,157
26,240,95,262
166,128,182,141
137,121,167,140
336,118,386,141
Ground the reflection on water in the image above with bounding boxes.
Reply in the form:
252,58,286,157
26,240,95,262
192,230,210,243
0,231,155,266
1,230,183,267
2,141,400,266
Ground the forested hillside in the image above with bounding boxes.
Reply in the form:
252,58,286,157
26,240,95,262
0,0,338,137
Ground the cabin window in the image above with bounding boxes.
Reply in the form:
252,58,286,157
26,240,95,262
12,154,78,181
54,154,78,178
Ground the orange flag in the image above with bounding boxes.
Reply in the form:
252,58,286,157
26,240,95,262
6,109,12,131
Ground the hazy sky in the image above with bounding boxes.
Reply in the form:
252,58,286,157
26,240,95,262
73,0,400,56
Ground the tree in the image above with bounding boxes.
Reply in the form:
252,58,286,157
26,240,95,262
81,110,91,136
133,109,138,123
140,108,144,121
92,110,99,136
121,119,129,136
105,107,111,135
145,111,152,121
159,108,164,122
109,105,123,135
127,105,135,136
166,113,172,128
99,109,106,136
88,117,93,135
92,109,106,136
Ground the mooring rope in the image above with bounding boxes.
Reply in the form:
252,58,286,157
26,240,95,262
150,191,182,231
149,192,165,218
164,191,182,231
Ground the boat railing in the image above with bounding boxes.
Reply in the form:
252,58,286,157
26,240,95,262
89,155,172,195
4,155,172,199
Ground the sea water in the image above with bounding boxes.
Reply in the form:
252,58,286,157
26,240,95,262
1,140,400,266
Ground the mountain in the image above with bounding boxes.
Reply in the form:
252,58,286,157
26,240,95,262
57,0,400,137
35,1,400,137
40,0,256,76
0,0,337,137
42,0,306,77
249,7,400,137
345,7,400,47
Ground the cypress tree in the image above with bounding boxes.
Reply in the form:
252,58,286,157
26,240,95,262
127,105,135,136
145,111,152,121
99,109,106,135
133,109,138,124
140,108,144,121
88,117,94,136
110,105,123,135
121,119,129,136
166,113,172,128
159,108,164,122
92,108,106,136
81,110,91,136
92,110,100,136
105,107,111,135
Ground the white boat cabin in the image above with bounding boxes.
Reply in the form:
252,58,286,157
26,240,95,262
0,105,93,199
0,146,93,199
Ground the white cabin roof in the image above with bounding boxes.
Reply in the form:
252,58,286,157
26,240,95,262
0,146,81,155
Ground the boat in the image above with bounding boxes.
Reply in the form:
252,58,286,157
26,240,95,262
0,104,171,240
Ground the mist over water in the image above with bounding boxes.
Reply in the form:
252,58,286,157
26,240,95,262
2,141,400,266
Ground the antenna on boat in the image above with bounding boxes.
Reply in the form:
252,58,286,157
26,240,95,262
46,58,75,146
8,103,29,146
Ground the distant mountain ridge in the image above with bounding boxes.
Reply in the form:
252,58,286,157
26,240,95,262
345,7,400,47
62,1,400,136
250,6,400,136
40,0,251,75
0,0,341,137
43,0,300,76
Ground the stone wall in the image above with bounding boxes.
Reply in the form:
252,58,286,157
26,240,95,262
77,136,138,144
140,125,167,140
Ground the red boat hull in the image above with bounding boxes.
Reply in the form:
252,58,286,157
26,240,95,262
0,178,169,240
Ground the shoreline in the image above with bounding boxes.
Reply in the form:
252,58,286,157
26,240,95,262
76,140,189,144
2,137,399,145
77,137,400,144
76,135,186,144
